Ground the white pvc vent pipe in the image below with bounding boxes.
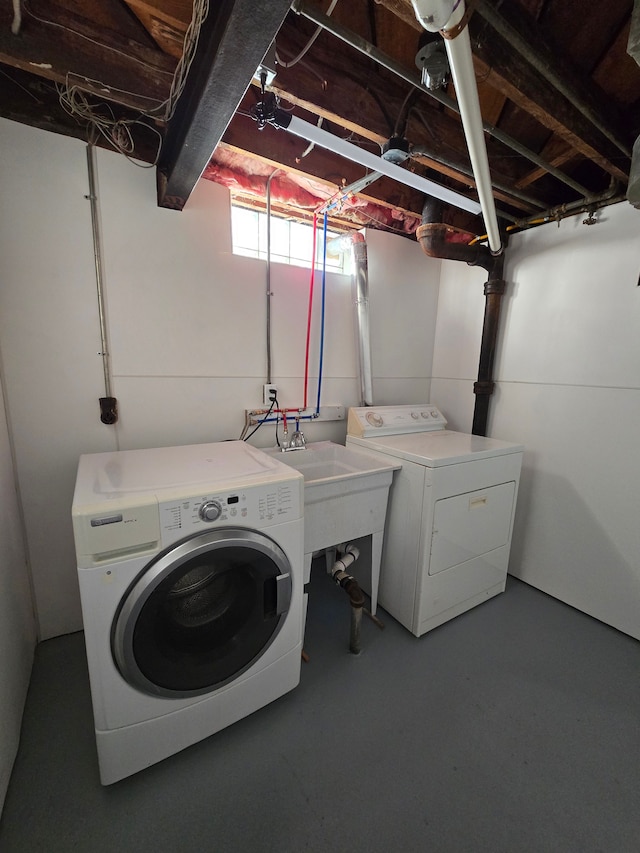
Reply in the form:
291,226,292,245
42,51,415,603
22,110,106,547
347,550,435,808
411,0,502,253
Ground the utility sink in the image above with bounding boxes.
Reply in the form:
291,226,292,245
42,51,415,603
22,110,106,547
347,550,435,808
264,441,399,613
267,440,395,488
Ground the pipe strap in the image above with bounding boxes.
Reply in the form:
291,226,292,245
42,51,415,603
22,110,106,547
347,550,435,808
473,380,495,396
484,278,506,296
440,0,479,40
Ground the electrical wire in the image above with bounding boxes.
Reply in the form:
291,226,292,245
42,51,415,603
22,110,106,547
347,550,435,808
275,0,340,68
50,0,209,163
56,81,164,166
22,2,175,77
164,0,210,121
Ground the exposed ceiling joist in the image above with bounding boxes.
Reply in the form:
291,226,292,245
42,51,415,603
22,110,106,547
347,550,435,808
0,0,637,232
467,3,631,183
0,1,174,112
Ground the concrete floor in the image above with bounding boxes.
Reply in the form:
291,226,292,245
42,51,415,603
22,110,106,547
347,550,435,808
1,571,639,852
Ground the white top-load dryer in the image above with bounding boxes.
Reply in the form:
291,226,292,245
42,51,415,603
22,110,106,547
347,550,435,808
72,440,304,784
346,405,523,637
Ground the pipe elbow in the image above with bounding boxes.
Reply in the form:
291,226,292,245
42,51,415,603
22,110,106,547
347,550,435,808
418,199,493,271
416,222,492,271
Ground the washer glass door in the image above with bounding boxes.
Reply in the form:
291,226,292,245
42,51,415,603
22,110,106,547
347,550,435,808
112,528,293,697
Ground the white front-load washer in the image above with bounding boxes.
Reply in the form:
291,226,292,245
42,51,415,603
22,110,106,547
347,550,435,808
346,405,524,637
72,440,305,785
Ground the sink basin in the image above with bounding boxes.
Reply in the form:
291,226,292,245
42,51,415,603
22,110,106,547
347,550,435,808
263,442,400,613
266,441,398,489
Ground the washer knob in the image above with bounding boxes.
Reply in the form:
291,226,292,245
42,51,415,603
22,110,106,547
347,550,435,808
199,500,222,522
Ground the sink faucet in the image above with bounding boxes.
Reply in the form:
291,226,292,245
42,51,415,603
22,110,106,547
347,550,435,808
285,417,306,451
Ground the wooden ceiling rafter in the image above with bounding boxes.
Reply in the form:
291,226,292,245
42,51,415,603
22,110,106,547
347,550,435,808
121,0,190,57
268,27,543,214
0,1,175,112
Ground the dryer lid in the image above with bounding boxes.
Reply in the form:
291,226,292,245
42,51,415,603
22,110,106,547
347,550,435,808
348,430,524,466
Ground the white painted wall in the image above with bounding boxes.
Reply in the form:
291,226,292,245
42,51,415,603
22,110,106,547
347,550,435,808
7,113,636,647
0,123,118,640
0,375,36,811
0,119,438,640
432,203,640,639
365,228,440,404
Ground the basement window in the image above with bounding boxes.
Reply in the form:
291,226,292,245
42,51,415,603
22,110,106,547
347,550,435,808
231,203,348,274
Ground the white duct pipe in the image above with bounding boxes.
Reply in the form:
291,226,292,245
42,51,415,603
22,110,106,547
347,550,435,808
327,232,374,406
350,234,374,407
283,114,482,215
411,0,502,253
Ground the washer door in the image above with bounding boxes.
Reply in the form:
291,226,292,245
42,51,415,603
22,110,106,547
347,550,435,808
112,528,293,698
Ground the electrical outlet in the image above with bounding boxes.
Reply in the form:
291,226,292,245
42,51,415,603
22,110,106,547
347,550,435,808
263,384,278,406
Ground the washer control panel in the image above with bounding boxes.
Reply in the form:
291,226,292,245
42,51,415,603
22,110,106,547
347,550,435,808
159,480,299,544
347,404,447,438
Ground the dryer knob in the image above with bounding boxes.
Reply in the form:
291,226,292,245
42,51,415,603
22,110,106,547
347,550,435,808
199,500,222,522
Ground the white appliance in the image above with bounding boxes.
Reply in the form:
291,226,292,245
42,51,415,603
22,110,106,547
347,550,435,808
346,405,523,637
72,440,305,785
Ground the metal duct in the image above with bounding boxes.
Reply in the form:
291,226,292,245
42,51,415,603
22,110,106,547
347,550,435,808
349,233,374,407
86,145,118,426
327,231,374,406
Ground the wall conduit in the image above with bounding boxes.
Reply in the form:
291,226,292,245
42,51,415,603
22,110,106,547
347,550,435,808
86,145,118,426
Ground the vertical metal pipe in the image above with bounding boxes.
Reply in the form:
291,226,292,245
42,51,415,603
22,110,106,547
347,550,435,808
350,234,374,406
86,145,111,397
472,260,506,436
350,605,362,655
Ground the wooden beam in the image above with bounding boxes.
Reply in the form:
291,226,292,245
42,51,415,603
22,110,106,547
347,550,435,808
156,0,292,210
515,135,576,190
468,1,631,181
121,0,190,58
372,0,421,33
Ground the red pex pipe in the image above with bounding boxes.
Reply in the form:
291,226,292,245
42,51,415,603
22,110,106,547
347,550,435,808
303,214,318,409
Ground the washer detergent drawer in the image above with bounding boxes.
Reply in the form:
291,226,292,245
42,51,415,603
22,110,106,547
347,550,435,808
429,481,516,575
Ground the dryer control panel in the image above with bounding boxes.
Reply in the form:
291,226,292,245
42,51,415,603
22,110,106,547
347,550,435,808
347,404,447,438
